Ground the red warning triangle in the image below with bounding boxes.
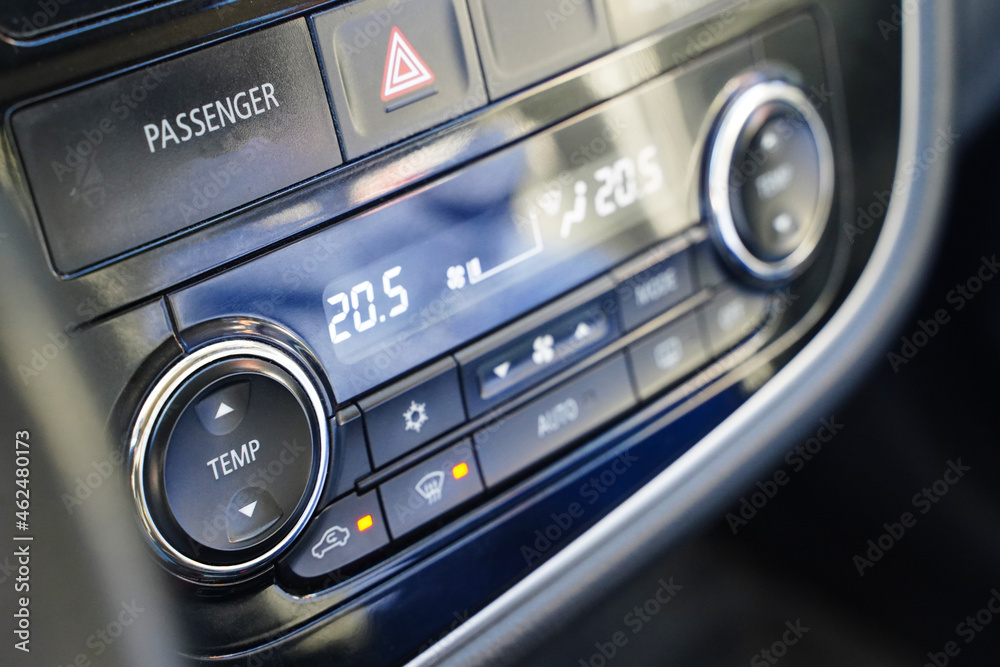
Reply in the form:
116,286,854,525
381,26,436,102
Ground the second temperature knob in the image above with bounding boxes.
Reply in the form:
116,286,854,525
706,79,835,282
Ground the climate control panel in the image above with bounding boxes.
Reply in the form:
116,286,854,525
112,6,844,660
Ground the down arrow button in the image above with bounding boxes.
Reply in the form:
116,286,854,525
227,486,283,544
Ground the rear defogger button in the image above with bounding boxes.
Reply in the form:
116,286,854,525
130,340,329,582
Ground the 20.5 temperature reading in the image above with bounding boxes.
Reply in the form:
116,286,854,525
593,145,663,218
327,265,409,345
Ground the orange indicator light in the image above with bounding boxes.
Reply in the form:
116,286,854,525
452,462,469,480
357,515,374,532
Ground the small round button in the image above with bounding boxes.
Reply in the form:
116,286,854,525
706,80,834,282
129,340,329,582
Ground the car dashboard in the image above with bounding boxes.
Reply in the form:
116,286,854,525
0,0,981,665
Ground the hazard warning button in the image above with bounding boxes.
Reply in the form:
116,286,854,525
381,26,436,103
312,0,487,159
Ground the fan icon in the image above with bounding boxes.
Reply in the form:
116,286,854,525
402,400,429,433
446,265,467,290
532,334,556,365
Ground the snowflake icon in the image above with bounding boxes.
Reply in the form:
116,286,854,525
402,400,429,433
532,334,556,366
446,265,467,290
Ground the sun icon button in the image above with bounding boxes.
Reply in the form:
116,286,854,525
402,400,429,433
360,360,467,467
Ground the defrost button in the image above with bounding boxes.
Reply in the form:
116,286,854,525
378,440,483,538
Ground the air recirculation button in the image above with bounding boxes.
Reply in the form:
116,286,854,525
129,340,329,582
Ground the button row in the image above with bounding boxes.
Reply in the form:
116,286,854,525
278,274,771,589
354,234,728,472
298,233,760,495
474,283,770,487
317,0,731,150
280,440,485,584
282,238,718,583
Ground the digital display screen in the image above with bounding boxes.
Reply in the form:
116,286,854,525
322,143,669,368
172,71,706,400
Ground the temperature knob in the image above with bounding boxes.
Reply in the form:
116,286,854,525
705,79,835,282
128,339,329,582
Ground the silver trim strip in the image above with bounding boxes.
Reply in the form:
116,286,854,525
128,339,329,583
407,1,953,664
707,80,835,281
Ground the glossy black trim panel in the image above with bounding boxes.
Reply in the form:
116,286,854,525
3,0,799,326
406,1,951,665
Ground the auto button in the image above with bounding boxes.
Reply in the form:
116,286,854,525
474,354,636,487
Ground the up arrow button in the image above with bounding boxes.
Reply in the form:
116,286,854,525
195,381,250,436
